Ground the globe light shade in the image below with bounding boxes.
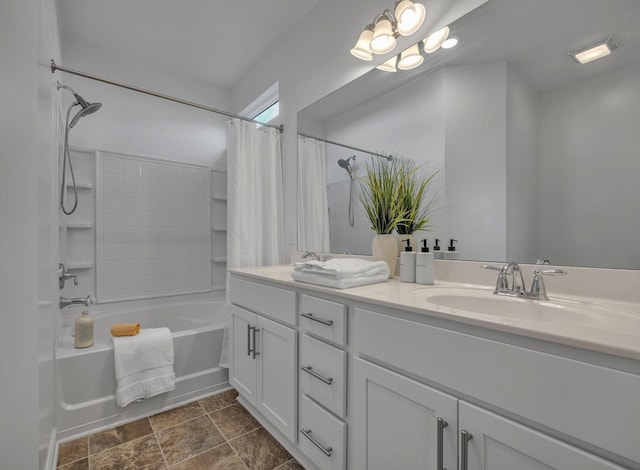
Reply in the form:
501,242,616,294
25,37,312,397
351,29,374,60
397,43,423,70
395,0,426,36
370,18,396,54
423,26,449,53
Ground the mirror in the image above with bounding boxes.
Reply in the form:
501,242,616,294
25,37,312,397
297,0,640,270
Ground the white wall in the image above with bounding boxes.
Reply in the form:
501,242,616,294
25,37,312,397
538,62,640,269
1,1,41,468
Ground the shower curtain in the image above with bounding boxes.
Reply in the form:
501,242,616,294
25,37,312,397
220,118,285,367
297,136,330,252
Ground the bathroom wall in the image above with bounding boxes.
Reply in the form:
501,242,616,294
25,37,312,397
1,0,44,468
538,62,640,269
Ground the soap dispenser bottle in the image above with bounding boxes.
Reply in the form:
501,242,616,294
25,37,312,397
399,239,416,283
75,310,94,348
416,239,434,285
443,239,460,260
433,239,443,259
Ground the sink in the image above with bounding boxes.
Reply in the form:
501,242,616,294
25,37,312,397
408,286,640,331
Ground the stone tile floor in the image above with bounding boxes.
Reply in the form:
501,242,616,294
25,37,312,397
57,389,304,470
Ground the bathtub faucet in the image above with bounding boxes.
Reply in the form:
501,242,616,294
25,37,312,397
59,295,94,309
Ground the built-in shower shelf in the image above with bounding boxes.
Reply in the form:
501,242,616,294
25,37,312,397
211,226,227,232
66,222,94,230
66,182,93,190
212,257,227,263
65,261,93,270
212,195,227,201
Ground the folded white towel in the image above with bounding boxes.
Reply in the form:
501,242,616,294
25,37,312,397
112,327,176,407
291,269,389,289
293,258,389,280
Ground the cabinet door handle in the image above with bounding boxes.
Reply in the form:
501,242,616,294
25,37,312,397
300,365,334,385
252,327,260,358
300,428,333,457
301,312,334,326
246,324,252,356
460,430,473,470
437,417,448,470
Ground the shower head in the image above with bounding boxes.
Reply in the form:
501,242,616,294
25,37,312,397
338,156,356,179
57,82,102,128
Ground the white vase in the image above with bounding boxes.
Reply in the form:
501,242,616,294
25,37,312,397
372,234,398,278
396,233,418,255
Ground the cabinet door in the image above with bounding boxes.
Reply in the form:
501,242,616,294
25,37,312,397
352,357,458,470
229,305,257,404
256,314,297,442
459,401,627,470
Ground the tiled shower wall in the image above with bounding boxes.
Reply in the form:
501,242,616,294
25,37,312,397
61,148,226,308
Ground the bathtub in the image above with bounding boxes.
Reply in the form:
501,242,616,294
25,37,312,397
55,295,230,440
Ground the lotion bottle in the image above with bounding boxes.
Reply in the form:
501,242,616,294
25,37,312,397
416,239,434,285
75,310,94,348
433,238,443,259
399,239,416,283
443,239,460,260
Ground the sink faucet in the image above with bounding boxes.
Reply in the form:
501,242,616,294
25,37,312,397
482,263,566,300
59,295,94,309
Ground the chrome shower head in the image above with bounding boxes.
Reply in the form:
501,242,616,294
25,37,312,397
57,82,102,128
338,156,356,179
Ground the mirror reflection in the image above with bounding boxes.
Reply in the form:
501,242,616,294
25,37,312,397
298,0,640,269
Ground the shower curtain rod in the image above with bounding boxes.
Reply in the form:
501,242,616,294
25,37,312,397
50,60,284,133
298,133,392,160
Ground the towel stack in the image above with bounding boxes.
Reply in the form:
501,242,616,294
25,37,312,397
291,258,389,289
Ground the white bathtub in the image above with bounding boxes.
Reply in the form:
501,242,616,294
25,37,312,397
55,295,230,440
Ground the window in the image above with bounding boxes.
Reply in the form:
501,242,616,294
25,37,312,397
253,101,279,124
241,82,279,124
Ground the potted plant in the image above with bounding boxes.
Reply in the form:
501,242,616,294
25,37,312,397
395,161,441,253
358,157,408,277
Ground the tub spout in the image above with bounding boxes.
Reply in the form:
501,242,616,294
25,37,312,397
59,295,94,309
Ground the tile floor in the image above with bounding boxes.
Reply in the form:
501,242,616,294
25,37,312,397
56,389,304,470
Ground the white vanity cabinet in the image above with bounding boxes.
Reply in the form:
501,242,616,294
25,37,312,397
229,277,298,442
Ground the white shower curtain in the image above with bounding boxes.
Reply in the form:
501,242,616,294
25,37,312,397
220,118,285,368
297,136,330,252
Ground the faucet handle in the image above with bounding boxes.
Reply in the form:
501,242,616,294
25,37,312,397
528,269,567,301
481,264,501,271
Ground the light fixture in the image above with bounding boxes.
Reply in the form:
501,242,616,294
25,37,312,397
570,36,618,64
423,26,449,53
394,0,426,36
397,44,423,70
350,28,374,60
376,55,398,72
350,2,425,60
441,37,458,49
370,15,397,54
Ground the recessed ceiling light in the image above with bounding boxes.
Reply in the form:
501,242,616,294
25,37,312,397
570,36,618,64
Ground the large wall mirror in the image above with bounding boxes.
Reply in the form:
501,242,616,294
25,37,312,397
297,0,640,270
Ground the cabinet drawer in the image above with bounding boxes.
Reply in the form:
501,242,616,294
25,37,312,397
300,294,347,346
354,307,640,464
299,394,346,470
300,333,347,418
230,276,296,326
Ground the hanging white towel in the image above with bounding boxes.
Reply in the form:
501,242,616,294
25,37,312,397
112,327,175,407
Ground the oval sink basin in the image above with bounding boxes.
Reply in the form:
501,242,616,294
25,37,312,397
408,286,640,331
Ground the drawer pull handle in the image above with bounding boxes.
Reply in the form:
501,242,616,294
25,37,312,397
437,417,448,470
300,365,333,385
300,428,333,457
460,430,473,470
246,324,252,357
252,327,260,359
301,312,334,326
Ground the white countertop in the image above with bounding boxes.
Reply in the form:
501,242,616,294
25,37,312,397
230,265,640,361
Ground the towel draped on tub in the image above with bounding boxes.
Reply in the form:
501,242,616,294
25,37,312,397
112,327,176,407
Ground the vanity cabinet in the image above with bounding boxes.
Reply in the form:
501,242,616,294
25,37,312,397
229,278,298,442
352,356,458,470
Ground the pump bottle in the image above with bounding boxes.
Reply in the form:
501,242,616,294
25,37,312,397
399,239,416,283
443,239,460,260
416,239,434,285
433,239,443,259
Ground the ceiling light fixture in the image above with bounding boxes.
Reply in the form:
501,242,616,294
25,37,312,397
423,26,449,53
570,36,618,64
350,2,425,60
376,55,398,72
441,36,458,49
397,44,424,70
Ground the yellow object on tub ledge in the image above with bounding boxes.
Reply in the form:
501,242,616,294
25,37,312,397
111,323,141,337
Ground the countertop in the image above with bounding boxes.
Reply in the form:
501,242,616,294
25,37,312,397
229,265,640,361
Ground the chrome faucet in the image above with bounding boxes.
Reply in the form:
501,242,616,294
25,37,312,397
58,263,78,289
482,263,566,300
59,295,94,309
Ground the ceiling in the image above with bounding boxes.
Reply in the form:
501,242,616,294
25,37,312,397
56,0,321,89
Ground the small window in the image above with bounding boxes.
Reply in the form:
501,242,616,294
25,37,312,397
253,101,279,124
241,82,279,125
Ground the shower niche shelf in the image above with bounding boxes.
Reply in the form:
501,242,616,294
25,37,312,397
212,195,227,201
66,222,94,230
212,257,227,263
211,226,227,232
65,182,93,190
65,261,94,270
